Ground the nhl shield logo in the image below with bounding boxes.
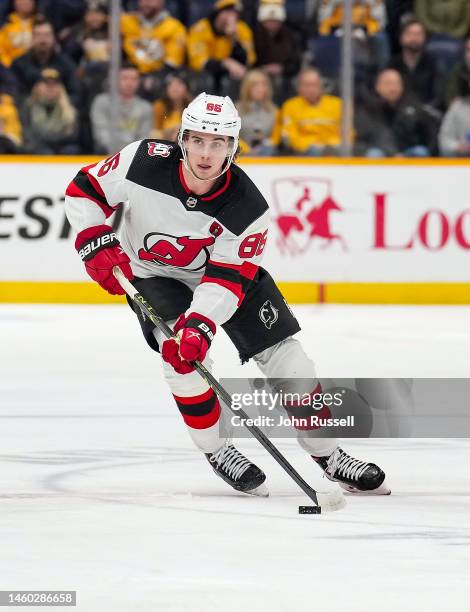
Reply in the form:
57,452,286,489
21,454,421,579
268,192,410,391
259,300,279,329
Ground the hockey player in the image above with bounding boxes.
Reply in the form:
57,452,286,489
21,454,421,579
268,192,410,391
65,92,389,497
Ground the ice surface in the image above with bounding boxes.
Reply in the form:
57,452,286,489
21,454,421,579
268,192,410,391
1,304,469,611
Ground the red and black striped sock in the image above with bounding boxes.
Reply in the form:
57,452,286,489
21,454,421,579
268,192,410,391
173,388,221,430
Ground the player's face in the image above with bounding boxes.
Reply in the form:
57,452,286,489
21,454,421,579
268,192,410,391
185,132,230,179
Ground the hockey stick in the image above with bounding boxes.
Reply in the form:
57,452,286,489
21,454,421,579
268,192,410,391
113,267,345,513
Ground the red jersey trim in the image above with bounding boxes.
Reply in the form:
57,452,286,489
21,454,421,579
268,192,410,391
200,275,244,305
178,162,191,194
85,170,106,199
178,162,232,201
208,260,258,281
65,181,114,219
201,169,231,201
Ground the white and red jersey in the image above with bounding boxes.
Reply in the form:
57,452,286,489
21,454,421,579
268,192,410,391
65,139,270,324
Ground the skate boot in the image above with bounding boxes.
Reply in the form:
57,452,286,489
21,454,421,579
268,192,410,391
206,441,268,497
313,447,390,495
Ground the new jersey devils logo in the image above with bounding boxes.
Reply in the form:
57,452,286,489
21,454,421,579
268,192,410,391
138,233,215,270
259,300,279,329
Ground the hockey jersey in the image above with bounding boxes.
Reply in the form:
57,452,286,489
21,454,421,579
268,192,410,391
65,139,270,325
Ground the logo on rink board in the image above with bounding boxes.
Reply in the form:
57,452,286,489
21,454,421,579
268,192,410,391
272,177,347,256
259,300,279,329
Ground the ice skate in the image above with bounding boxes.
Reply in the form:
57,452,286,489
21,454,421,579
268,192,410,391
313,447,390,495
206,441,268,497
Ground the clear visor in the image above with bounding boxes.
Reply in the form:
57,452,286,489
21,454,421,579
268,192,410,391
182,130,234,159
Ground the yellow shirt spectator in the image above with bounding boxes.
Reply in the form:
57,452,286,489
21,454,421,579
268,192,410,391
188,1,256,72
318,0,385,36
282,95,342,152
121,10,186,74
0,93,22,146
281,68,343,153
0,11,34,67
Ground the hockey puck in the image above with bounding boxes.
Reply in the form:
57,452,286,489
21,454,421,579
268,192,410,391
298,506,321,514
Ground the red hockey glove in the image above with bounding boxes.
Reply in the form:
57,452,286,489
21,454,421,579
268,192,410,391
75,224,133,295
161,312,216,374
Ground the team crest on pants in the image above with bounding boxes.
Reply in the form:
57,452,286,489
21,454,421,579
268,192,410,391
259,300,278,329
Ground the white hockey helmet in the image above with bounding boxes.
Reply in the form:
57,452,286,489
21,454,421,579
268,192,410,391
178,92,241,180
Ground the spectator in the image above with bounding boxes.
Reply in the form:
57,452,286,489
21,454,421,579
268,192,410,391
318,0,386,36
439,75,470,157
0,0,37,67
253,0,302,103
121,0,186,75
315,0,389,71
62,1,109,66
22,67,79,154
414,0,470,39
281,67,342,155
188,0,256,94
447,35,470,107
355,68,438,157
90,64,153,154
11,16,79,103
388,18,441,108
0,91,22,152
414,0,470,73
152,72,192,141
236,69,281,155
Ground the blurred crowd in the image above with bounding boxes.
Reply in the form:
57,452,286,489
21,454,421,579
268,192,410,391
1,0,470,157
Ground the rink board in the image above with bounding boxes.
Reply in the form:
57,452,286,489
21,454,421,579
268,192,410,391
1,155,470,304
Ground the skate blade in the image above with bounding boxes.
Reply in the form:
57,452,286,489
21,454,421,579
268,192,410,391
340,480,391,496
244,482,269,497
